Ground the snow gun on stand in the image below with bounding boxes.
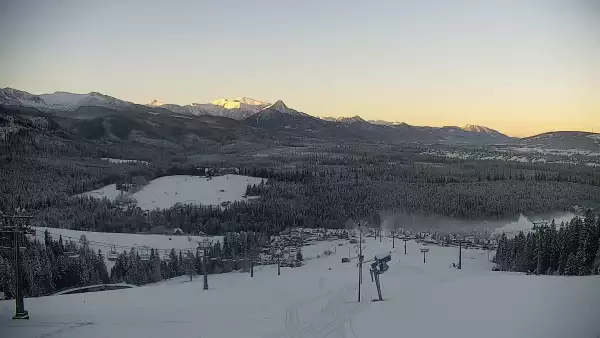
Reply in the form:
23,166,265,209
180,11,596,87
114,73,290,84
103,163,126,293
368,253,391,301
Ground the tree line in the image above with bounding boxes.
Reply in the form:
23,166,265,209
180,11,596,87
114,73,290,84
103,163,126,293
0,231,109,298
0,230,266,297
494,211,600,275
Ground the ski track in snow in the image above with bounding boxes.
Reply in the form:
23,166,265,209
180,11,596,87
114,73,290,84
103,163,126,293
268,282,367,338
39,322,94,338
3,238,599,338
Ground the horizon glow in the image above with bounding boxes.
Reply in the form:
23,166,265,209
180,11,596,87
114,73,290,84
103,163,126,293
1,0,598,137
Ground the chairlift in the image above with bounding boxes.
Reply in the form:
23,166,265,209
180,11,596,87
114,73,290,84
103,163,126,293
138,246,151,261
64,251,80,258
107,246,118,261
163,251,171,260
183,248,194,261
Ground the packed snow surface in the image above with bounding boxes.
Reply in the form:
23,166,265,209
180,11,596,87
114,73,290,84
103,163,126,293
78,175,265,210
78,184,122,201
2,237,598,338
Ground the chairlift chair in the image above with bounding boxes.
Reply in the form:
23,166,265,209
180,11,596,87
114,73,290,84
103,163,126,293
183,248,194,261
64,251,80,258
138,246,151,261
107,246,119,261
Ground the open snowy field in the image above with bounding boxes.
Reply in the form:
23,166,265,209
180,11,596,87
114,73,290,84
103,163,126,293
2,237,599,338
78,174,265,210
31,227,222,271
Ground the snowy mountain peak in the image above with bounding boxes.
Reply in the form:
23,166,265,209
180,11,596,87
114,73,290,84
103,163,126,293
149,100,165,107
269,100,288,111
337,116,367,124
232,97,269,106
38,91,134,110
210,97,270,110
368,119,407,126
262,100,301,115
0,88,47,107
462,124,497,134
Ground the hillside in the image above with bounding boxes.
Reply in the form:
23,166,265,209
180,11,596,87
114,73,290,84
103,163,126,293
521,131,600,151
2,237,598,338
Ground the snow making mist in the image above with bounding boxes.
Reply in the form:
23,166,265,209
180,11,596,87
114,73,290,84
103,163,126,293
376,210,577,235
377,211,504,233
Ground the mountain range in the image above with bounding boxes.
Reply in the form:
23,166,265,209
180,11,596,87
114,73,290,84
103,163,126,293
2,87,597,149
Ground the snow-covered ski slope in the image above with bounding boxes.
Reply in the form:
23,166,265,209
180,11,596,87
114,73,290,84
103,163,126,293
2,238,599,338
79,174,264,210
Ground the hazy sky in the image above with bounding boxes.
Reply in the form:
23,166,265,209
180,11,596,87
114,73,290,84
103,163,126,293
1,0,598,136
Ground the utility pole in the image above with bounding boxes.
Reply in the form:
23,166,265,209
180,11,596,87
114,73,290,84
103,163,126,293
203,256,208,289
358,221,366,302
458,240,462,270
403,237,408,254
249,240,256,278
532,220,550,275
1,215,32,320
392,230,395,249
379,228,382,242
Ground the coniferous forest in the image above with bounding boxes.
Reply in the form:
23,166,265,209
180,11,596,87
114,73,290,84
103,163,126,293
494,210,600,276
0,230,263,297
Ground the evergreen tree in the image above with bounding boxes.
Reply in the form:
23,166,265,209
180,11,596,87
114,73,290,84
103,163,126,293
168,249,179,278
564,253,579,275
0,255,15,298
593,244,600,275
178,250,184,276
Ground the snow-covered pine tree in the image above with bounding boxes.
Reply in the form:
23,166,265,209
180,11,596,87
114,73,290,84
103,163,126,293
160,260,169,280
565,252,580,275
557,223,568,274
525,232,537,273
184,251,195,281
546,220,559,273
593,243,600,275
569,211,597,275
149,249,161,283
96,250,109,283
178,250,184,276
0,255,15,298
168,249,178,278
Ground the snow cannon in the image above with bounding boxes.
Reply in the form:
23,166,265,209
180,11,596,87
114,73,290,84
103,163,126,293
370,252,391,302
371,253,391,274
